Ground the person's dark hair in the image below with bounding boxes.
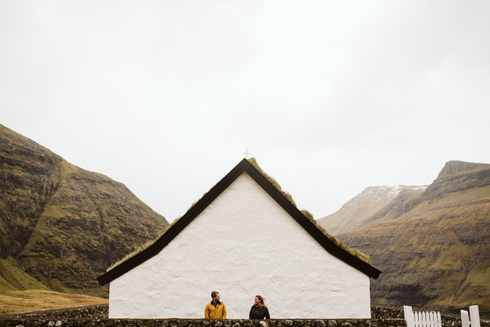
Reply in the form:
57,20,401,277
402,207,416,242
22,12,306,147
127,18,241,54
211,291,219,299
255,295,266,308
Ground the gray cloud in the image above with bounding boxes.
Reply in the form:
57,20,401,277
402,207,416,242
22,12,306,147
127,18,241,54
2,0,489,223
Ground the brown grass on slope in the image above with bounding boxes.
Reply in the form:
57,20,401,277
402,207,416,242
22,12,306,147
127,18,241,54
0,290,107,316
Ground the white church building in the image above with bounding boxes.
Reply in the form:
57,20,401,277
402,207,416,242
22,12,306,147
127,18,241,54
97,158,381,319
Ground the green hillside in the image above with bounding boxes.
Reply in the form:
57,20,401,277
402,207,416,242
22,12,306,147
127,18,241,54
0,257,48,292
338,161,490,317
0,124,169,298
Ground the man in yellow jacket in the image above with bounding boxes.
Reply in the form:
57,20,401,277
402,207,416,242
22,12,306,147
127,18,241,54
204,291,227,319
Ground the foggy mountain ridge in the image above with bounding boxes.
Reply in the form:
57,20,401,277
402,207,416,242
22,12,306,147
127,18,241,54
318,185,428,235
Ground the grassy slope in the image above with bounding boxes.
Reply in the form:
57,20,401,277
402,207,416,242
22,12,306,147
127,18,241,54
0,290,107,315
358,188,426,227
1,124,169,299
338,179,490,316
0,124,171,316
0,256,107,315
0,257,49,292
319,187,426,235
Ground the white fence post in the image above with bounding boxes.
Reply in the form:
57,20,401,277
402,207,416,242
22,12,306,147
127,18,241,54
461,310,470,327
404,305,441,327
404,305,415,327
470,305,481,327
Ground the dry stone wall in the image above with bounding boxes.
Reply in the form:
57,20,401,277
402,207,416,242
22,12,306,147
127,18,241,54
370,306,490,327
1,305,488,327
0,318,405,327
0,305,108,320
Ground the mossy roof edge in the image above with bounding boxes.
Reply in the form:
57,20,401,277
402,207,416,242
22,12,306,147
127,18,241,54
97,158,381,286
247,158,372,265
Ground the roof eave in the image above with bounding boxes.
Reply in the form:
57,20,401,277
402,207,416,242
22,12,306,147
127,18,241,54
97,159,381,286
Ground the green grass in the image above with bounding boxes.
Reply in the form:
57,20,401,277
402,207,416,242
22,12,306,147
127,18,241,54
248,158,371,263
346,191,490,314
59,160,78,179
248,157,297,206
1,124,166,304
107,237,159,272
428,242,469,271
0,257,49,292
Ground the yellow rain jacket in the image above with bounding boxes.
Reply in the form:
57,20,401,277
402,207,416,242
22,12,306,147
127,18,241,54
204,301,227,319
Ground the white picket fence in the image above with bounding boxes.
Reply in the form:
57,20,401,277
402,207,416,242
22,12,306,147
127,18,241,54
404,305,481,327
404,306,441,327
461,305,481,327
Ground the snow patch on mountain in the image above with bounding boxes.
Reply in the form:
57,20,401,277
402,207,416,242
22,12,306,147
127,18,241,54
342,185,426,209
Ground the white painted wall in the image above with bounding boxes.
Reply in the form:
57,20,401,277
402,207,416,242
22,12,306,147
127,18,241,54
109,172,371,319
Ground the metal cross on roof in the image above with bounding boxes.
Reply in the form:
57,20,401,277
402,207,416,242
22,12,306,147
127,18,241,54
243,147,251,158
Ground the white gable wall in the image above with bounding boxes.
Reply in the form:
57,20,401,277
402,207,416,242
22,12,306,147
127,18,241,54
109,172,371,319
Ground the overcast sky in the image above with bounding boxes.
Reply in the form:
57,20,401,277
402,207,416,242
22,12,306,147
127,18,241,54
2,1,490,224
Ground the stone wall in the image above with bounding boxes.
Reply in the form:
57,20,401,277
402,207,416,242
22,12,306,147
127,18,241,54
0,305,108,320
370,306,404,320
0,318,406,327
371,305,490,327
0,305,488,327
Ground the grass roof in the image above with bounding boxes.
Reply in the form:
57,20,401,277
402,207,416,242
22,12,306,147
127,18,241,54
247,158,371,265
107,158,371,272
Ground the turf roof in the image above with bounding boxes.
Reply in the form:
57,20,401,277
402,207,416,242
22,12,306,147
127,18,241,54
246,158,372,265
98,158,380,286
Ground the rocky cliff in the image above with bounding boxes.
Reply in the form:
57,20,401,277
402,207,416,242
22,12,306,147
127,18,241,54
335,161,490,317
0,125,169,296
318,185,426,235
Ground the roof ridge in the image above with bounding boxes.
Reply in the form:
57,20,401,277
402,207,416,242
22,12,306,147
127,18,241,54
247,158,372,265
97,159,380,286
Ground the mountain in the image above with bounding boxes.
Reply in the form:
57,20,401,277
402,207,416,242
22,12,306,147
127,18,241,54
0,125,169,297
318,185,427,235
331,160,490,316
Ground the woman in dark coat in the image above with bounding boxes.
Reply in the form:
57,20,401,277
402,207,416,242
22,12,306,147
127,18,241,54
249,295,270,319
